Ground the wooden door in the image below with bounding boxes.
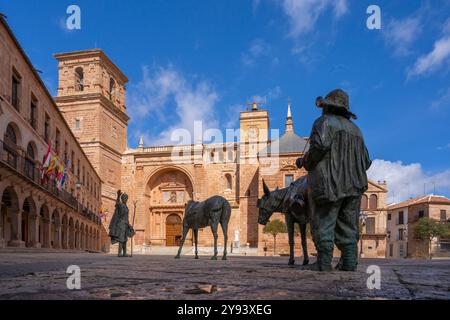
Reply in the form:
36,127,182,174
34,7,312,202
166,214,182,246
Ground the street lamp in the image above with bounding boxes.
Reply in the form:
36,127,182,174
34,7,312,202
359,211,368,258
75,180,82,189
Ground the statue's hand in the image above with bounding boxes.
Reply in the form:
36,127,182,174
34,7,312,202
117,189,122,197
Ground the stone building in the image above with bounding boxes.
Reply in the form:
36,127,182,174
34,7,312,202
387,195,450,258
0,17,102,250
51,47,390,255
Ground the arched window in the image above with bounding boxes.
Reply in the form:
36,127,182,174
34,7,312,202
75,67,84,91
109,78,115,100
4,124,18,167
360,194,368,210
24,142,36,180
225,174,232,190
369,194,378,210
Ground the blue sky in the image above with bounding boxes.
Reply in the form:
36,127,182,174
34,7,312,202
1,0,449,202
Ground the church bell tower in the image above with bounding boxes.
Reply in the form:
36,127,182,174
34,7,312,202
54,49,129,228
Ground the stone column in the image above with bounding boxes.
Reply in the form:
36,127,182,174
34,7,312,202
69,227,75,249
29,214,40,248
0,205,5,248
8,208,25,247
42,218,51,248
53,223,62,249
62,225,69,249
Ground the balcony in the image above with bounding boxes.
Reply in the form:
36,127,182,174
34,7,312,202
0,139,100,225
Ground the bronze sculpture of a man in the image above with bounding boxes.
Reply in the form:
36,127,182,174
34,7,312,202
108,190,135,257
297,89,371,271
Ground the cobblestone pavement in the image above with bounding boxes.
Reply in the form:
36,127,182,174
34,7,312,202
0,250,449,300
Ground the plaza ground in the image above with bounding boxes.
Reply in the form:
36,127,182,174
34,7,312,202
0,249,449,300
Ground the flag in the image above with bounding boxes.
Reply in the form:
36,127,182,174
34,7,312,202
45,153,59,176
100,207,106,221
59,159,69,189
41,143,52,179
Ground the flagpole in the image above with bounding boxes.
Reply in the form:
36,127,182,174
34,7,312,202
131,200,138,257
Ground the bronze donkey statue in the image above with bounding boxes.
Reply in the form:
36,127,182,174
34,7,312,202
257,176,311,266
175,195,231,260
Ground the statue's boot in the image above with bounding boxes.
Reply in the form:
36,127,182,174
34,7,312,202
339,244,358,272
301,250,332,272
123,243,130,257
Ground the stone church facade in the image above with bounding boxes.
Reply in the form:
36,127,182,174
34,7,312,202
54,49,388,256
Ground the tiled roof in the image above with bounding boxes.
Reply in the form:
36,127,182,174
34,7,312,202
387,195,450,210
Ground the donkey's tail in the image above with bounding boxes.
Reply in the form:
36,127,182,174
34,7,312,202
221,199,232,222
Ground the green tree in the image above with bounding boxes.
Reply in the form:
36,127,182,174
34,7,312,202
263,219,287,255
414,218,450,259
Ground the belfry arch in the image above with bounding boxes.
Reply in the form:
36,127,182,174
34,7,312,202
143,167,194,247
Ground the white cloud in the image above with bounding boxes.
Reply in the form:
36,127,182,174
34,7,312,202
383,17,422,56
279,0,348,37
241,39,277,67
437,143,450,151
367,159,450,204
408,35,450,77
431,86,450,109
128,65,219,146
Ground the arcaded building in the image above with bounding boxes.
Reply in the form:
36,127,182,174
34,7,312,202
0,17,102,250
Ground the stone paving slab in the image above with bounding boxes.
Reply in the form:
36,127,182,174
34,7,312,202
0,251,449,300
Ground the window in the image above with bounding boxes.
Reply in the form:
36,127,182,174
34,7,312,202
75,67,84,91
418,210,424,219
24,143,35,180
361,194,368,210
64,141,68,161
398,228,404,241
75,119,81,130
30,96,37,129
369,194,378,210
55,129,61,153
12,70,21,110
399,244,405,257
109,78,116,100
71,151,75,172
441,210,447,222
225,174,232,190
389,244,393,257
44,114,50,143
77,160,80,179
4,124,18,167
398,211,404,225
387,213,392,221
365,217,375,235
285,174,294,187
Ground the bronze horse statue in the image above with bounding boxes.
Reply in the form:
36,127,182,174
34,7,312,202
257,177,311,266
175,195,231,260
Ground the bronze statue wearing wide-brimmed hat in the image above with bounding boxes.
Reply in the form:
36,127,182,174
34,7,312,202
315,89,357,120
297,88,371,272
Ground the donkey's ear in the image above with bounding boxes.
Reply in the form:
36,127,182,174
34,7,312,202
262,179,270,196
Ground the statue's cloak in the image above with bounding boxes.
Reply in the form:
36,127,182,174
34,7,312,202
108,202,133,244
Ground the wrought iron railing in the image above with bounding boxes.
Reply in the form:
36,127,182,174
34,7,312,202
0,139,100,225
